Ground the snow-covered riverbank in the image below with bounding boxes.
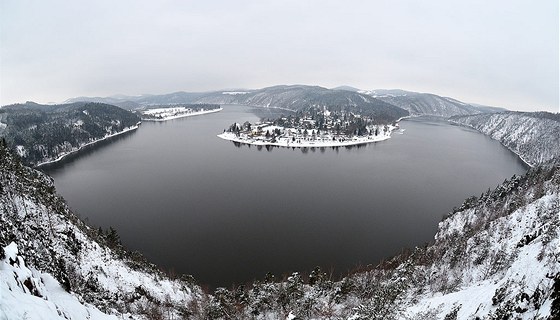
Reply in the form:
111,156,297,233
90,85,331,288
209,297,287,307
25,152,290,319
218,124,398,148
36,123,141,167
448,118,535,168
141,107,222,121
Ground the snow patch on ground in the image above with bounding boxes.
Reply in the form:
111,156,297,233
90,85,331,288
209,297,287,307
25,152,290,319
0,242,118,320
15,145,26,157
406,187,560,319
222,91,249,95
219,122,399,148
218,129,395,148
141,107,222,121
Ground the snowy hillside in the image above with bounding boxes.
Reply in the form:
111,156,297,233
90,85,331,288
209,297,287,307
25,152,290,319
172,159,559,319
450,112,560,166
404,161,560,319
0,102,141,166
197,85,408,122
366,89,487,117
0,141,202,319
64,86,513,120
66,85,410,124
1,243,118,319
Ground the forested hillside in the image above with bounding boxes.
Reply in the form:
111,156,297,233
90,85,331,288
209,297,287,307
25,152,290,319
65,85,514,120
0,102,140,166
67,85,410,124
450,112,560,166
0,140,202,319
365,89,506,117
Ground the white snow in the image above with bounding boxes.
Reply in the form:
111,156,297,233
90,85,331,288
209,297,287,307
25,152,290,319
218,130,395,148
0,243,119,320
222,91,249,95
0,181,199,318
405,187,560,319
449,112,560,167
36,122,141,167
218,124,398,148
141,107,222,121
15,145,26,157
4,242,18,261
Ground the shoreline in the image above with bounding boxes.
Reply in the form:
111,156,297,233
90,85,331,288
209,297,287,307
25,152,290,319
217,124,398,148
142,108,223,122
447,119,533,168
36,122,141,167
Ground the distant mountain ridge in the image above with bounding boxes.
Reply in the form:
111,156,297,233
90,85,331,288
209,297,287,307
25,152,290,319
362,89,507,117
65,85,508,118
199,85,409,122
67,85,410,124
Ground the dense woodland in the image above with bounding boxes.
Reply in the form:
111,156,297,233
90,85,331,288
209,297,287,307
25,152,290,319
450,111,560,166
0,102,140,166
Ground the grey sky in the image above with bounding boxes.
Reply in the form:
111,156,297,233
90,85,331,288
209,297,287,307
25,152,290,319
1,0,558,112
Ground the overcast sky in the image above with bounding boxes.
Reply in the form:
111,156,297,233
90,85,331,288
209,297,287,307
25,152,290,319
1,0,558,112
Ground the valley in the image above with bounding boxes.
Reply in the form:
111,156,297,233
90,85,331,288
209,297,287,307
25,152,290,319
1,86,558,319
43,105,528,289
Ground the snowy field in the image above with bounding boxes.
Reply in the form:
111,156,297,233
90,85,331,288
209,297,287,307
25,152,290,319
141,107,222,121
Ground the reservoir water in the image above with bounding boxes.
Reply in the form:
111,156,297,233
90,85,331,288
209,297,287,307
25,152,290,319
44,105,528,288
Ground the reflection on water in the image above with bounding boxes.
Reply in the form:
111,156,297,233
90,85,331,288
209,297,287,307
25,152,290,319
39,129,138,172
46,105,528,289
231,142,371,153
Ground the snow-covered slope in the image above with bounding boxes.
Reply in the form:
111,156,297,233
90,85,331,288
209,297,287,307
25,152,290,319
64,86,512,120
366,89,485,117
450,112,560,166
180,159,559,319
66,85,410,124
0,102,141,166
0,140,201,319
404,162,560,319
1,243,117,319
186,85,409,124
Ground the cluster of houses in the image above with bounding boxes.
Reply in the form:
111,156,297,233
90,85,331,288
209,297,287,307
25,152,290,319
224,108,391,145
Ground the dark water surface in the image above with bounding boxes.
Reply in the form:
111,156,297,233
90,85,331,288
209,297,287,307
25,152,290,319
44,105,527,288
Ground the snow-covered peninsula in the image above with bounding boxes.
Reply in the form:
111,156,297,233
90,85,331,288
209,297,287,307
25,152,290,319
140,106,222,121
218,107,400,148
218,125,398,148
